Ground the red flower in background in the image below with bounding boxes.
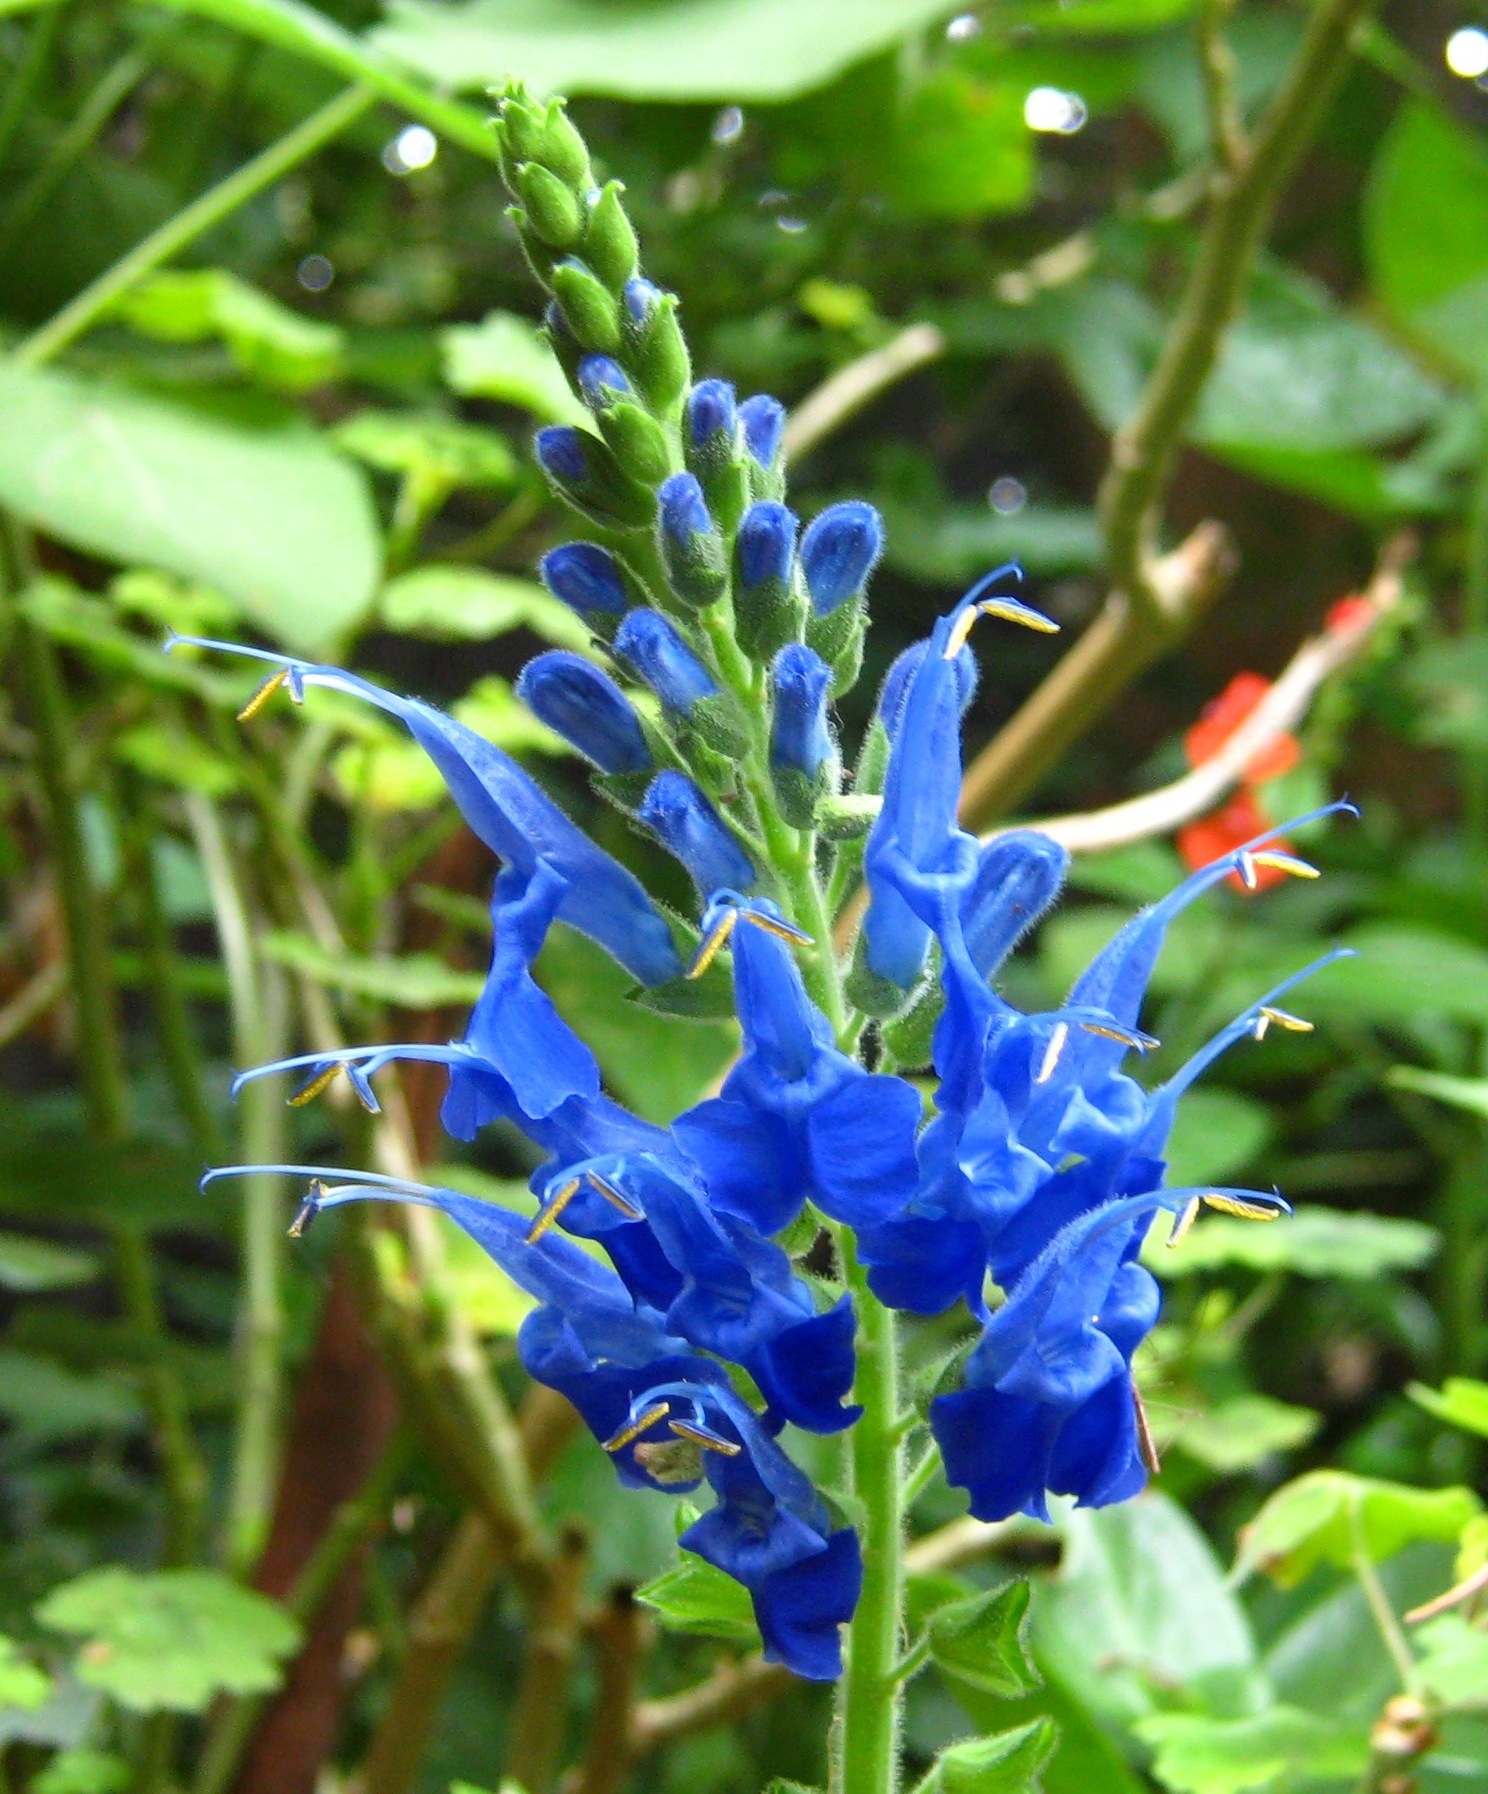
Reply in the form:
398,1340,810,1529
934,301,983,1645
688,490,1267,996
1176,673,1300,892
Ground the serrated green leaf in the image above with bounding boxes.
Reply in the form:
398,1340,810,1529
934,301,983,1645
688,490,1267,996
1132,1706,1370,1794
380,566,591,649
925,1717,1059,1794
37,1568,300,1713
0,1637,52,1712
1171,1396,1320,1474
115,269,344,393
1409,1377,1488,1439
0,363,379,653
1235,1471,1482,1588
929,1580,1042,1698
636,1554,761,1645
1152,1204,1437,1281
440,312,585,422
0,1233,99,1292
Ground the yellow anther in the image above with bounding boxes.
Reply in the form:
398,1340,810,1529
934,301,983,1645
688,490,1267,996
668,1420,742,1456
602,1402,671,1453
1259,1005,1313,1035
525,1177,582,1243
288,1063,342,1108
742,910,814,948
1079,1021,1158,1052
1251,850,1319,880
287,1180,325,1239
1201,1192,1282,1222
687,907,739,979
1166,1196,1202,1248
942,598,1058,660
1054,1152,1088,1175
585,1170,642,1220
237,667,290,722
1035,1022,1069,1085
1132,1379,1161,1476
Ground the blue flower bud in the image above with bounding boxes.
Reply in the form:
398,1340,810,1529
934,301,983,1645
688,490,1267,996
737,501,798,594
516,652,652,775
535,424,589,484
801,501,884,615
624,276,661,323
638,770,755,895
686,379,737,448
540,543,628,617
658,471,713,549
657,471,728,607
740,394,786,469
879,639,977,738
535,426,653,529
577,354,632,407
614,609,717,714
770,645,833,780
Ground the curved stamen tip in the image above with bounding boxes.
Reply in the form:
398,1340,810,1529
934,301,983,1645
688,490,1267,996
603,1401,671,1453
687,905,739,979
288,1062,342,1107
1201,1189,1289,1221
943,593,1058,659
669,1418,741,1456
741,908,813,949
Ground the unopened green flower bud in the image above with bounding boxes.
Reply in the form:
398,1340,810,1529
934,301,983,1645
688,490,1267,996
816,793,881,838
551,260,622,354
517,163,584,249
598,401,674,487
623,282,691,412
585,182,639,292
536,100,590,188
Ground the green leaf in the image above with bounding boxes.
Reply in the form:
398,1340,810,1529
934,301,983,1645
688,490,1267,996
1035,1493,1258,1731
0,1233,99,1292
115,269,344,393
885,72,1032,219
0,1637,53,1712
21,579,247,707
380,566,592,650
1321,923,1488,1027
112,721,242,798
441,311,587,423
1409,1377,1488,1439
371,0,977,101
1132,1706,1370,1794
256,931,486,1008
929,1580,1042,1698
333,411,517,488
636,1553,761,1645
0,1349,145,1443
0,364,379,653
1413,1615,1488,1706
37,1568,300,1714
1151,1204,1438,1281
922,1718,1059,1794
1235,1471,1482,1588
32,1749,133,1794
1172,1396,1321,1475
1162,1089,1274,1189
1365,100,1488,380
764,1782,823,1794
1390,1065,1488,1120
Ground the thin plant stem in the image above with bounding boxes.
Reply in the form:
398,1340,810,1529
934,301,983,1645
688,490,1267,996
1350,1497,1418,1695
14,83,376,367
1460,387,1488,850
0,0,66,177
901,1438,941,1510
833,1231,905,1794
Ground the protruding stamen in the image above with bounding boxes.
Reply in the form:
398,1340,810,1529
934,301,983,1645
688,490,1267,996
288,1180,325,1239
1079,1021,1159,1053
942,596,1058,659
1167,1196,1202,1247
288,1063,342,1107
1201,1191,1284,1222
741,909,813,948
668,1419,742,1456
687,906,738,979
526,1177,582,1243
1258,1005,1313,1035
603,1402,671,1453
1250,850,1319,880
1132,1379,1161,1475
584,1170,642,1220
1036,1022,1069,1085
238,667,290,722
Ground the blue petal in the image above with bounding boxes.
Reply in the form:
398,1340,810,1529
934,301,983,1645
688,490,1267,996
752,1528,863,1681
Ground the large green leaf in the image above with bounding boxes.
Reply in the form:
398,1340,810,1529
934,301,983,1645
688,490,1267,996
0,1233,99,1293
371,0,965,100
256,931,486,1008
0,1350,144,1444
1171,1396,1321,1476
883,71,1032,220
1413,1615,1488,1706
37,1569,300,1714
1365,100,1488,380
1234,1471,1481,1588
0,1638,53,1713
1133,1707,1370,1794
440,311,586,423
379,566,592,650
0,363,379,652
880,499,1102,584
1152,1204,1437,1281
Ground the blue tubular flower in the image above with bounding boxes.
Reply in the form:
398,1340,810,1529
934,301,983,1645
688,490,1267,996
674,895,921,1236
931,1186,1288,1523
540,542,629,618
629,1381,863,1679
737,502,798,596
613,610,717,715
638,772,755,896
800,502,884,616
740,395,786,470
686,378,737,448
769,645,833,780
232,858,600,1130
166,641,682,988
878,637,977,738
516,653,652,775
577,355,632,406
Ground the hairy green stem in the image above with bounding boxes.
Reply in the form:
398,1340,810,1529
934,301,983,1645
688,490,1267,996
15,82,375,367
833,1233,905,1794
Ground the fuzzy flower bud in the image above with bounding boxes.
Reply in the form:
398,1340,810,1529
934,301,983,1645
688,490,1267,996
638,770,755,896
540,542,629,619
801,501,884,617
770,644,835,826
657,471,728,607
517,652,652,776
614,609,717,715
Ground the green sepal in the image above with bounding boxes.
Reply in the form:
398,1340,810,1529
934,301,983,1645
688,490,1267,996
682,691,749,759
922,1719,1058,1794
684,426,750,535
853,715,890,798
734,568,805,664
776,1202,825,1259
927,1580,1041,1699
507,207,563,290
592,768,653,813
626,291,691,412
597,402,674,487
808,594,866,696
771,763,833,831
816,793,880,839
659,518,729,609
584,182,639,292
535,100,590,189
541,432,654,530
846,928,921,1020
882,952,944,1066
516,163,584,250
678,732,741,800
748,447,787,504
551,260,622,354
